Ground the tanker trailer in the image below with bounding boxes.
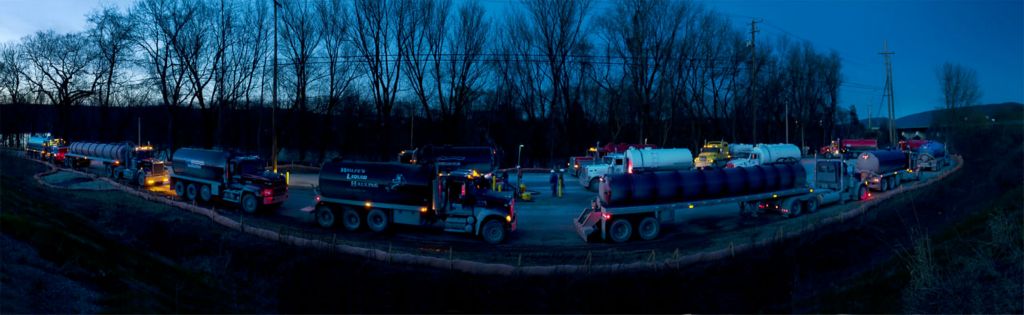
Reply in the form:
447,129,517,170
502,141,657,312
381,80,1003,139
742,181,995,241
410,145,498,173
170,148,288,213
576,162,819,242
727,143,801,168
64,142,169,186
25,135,67,162
856,150,913,192
623,147,693,174
915,141,948,171
313,160,516,244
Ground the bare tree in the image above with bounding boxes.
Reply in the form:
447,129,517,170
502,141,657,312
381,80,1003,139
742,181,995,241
350,0,410,124
222,0,270,107
402,0,451,122
316,0,358,116
280,0,322,112
521,0,592,122
0,43,28,104
87,6,135,108
133,0,188,108
20,31,95,108
938,62,982,112
599,0,690,144
443,1,489,121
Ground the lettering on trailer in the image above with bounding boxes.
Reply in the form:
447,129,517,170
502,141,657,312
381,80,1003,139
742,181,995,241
340,167,368,180
187,159,205,169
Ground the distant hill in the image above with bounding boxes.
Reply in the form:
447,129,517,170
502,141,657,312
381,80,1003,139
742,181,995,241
859,102,1024,129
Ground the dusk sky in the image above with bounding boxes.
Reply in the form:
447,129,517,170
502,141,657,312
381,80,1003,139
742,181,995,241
1,0,1021,118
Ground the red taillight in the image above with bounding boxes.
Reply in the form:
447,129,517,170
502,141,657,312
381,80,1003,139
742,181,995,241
627,159,633,174
262,188,273,197
601,212,612,220
726,163,735,168
315,195,321,202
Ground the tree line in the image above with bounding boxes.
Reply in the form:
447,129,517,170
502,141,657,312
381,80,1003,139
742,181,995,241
0,0,848,165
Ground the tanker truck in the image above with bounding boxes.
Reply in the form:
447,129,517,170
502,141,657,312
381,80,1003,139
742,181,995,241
855,150,917,192
726,144,801,168
170,148,288,213
25,135,67,163
915,141,948,171
574,160,870,242
694,141,730,169
313,159,516,244
578,148,693,191
63,142,169,186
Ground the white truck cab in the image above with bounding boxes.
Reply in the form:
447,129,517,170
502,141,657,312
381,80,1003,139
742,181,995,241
578,154,625,190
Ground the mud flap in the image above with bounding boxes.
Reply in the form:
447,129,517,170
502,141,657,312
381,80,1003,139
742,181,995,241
574,207,601,242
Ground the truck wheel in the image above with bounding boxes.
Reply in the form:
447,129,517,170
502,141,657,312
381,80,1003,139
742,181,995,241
174,181,187,199
315,205,336,228
199,185,213,203
588,178,600,191
341,208,362,231
858,185,870,201
186,183,198,201
481,219,507,244
241,193,259,214
366,209,389,233
637,217,660,241
805,198,819,213
608,219,633,243
108,167,117,179
783,200,803,218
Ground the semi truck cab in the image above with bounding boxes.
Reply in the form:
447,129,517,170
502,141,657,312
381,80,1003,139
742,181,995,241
694,141,730,169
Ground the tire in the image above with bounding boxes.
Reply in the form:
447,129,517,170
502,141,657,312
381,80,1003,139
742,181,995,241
174,181,187,199
240,193,259,214
199,185,213,203
805,197,819,213
315,205,336,228
637,216,661,241
366,209,389,233
341,208,362,231
480,219,507,244
588,177,600,191
608,218,633,243
858,185,870,201
783,200,803,218
186,183,198,201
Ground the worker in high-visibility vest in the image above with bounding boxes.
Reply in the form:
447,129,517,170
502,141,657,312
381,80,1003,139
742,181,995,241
557,169,564,198
549,169,558,197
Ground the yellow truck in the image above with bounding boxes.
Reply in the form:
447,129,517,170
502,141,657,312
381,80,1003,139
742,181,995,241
694,141,730,169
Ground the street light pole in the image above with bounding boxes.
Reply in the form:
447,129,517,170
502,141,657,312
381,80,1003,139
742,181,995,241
517,144,524,168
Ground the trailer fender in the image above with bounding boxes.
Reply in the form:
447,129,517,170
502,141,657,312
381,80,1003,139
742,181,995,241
473,208,511,235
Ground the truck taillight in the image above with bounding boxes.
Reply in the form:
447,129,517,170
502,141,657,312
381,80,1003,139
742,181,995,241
315,195,321,202
726,163,735,168
602,212,612,220
627,159,633,174
262,188,273,197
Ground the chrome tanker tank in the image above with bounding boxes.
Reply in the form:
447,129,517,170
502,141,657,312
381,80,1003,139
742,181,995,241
624,147,693,173
599,162,806,206
68,142,134,162
318,161,433,206
855,150,908,175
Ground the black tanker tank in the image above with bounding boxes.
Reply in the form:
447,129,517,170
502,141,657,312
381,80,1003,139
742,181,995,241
414,145,497,172
171,148,233,182
318,161,433,207
599,162,806,206
855,150,908,175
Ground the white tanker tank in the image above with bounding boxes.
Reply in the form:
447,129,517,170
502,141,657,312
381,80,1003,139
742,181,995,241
727,144,800,168
624,147,693,174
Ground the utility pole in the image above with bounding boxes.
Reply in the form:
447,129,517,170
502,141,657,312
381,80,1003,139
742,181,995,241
749,18,762,143
272,0,280,172
880,41,896,146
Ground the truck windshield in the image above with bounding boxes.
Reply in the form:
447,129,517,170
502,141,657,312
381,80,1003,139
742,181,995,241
701,148,721,154
135,150,154,160
733,152,751,159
